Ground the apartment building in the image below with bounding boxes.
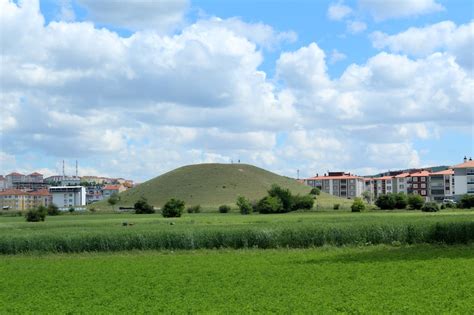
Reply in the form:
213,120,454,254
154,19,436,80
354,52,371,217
102,185,124,198
393,173,410,194
429,169,454,201
452,158,474,200
49,186,86,209
408,170,430,200
44,175,81,186
303,172,365,199
0,189,51,210
0,176,6,191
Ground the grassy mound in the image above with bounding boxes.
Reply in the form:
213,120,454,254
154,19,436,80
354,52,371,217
96,163,341,209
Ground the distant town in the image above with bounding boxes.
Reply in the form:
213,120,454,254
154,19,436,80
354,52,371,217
0,156,472,211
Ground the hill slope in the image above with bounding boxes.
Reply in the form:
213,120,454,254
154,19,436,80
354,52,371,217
101,163,315,208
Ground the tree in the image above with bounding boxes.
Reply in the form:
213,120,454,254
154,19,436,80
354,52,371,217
394,193,408,209
47,203,60,216
107,193,120,211
268,185,293,212
459,194,474,209
407,194,425,210
310,187,320,196
134,197,155,214
256,196,283,214
362,191,373,204
25,206,47,222
421,202,439,212
162,198,185,218
218,205,231,213
351,198,365,212
375,194,396,210
236,196,252,215
291,194,314,211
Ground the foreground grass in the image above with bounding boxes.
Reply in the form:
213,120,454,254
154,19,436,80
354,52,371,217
1,245,473,313
0,211,473,253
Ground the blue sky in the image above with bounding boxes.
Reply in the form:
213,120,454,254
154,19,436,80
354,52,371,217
1,0,473,181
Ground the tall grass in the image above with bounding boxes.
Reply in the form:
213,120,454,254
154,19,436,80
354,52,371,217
1,221,473,254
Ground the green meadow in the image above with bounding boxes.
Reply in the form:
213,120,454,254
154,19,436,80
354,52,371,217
1,245,473,313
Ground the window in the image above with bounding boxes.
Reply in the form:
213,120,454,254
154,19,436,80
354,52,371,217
399,178,404,183
421,190,426,195
399,185,404,189
421,177,426,182
421,183,426,188
413,184,418,188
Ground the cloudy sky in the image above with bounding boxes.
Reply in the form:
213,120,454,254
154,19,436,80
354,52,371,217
1,0,473,181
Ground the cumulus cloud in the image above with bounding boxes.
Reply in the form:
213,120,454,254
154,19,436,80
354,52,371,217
359,0,444,21
346,20,367,34
329,49,347,64
327,2,352,21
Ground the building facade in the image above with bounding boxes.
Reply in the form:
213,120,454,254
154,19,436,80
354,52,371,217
0,189,51,210
429,169,454,201
303,172,365,199
49,186,86,209
408,171,430,200
452,159,474,200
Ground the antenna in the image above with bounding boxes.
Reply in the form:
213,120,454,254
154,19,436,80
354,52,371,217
62,160,65,179
297,169,300,180
75,160,78,178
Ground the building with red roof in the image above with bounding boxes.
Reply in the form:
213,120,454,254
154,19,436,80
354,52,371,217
0,189,52,210
303,172,365,199
451,157,474,199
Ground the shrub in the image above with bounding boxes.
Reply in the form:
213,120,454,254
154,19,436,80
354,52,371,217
333,204,340,210
25,206,47,222
107,193,120,211
89,207,97,213
394,193,408,209
162,198,185,218
256,196,283,214
134,197,155,214
459,194,474,209
68,207,75,213
408,194,425,210
47,204,61,216
440,204,446,209
375,194,396,210
218,205,231,213
422,202,439,212
187,205,201,214
268,185,293,212
351,198,365,212
310,187,320,196
236,196,252,215
291,195,314,211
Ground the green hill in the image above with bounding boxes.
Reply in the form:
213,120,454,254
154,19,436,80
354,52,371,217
94,163,351,210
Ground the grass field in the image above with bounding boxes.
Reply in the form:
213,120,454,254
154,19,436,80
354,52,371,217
1,210,473,253
1,245,473,313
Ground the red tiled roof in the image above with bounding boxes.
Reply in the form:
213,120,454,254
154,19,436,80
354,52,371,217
0,189,51,196
103,185,120,190
395,172,410,178
305,175,363,180
7,172,24,176
29,189,51,196
430,169,454,176
373,176,393,181
452,160,474,169
410,170,430,177
28,172,43,176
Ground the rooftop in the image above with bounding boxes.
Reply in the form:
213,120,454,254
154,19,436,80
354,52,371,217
452,160,474,169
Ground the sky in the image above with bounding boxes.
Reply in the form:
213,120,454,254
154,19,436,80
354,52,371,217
0,0,473,182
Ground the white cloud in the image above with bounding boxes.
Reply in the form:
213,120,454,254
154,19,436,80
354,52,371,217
327,2,353,21
329,49,347,64
346,20,367,34
371,20,474,70
359,0,444,21
77,0,189,32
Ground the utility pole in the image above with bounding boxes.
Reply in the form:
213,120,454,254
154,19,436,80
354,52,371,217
62,160,65,180
75,160,78,178
297,169,300,180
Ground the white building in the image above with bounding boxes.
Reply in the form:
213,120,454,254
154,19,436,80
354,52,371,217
452,158,474,200
429,169,454,201
49,186,86,210
393,173,410,194
303,172,365,199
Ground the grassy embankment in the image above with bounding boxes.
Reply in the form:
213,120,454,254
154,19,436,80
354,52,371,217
1,210,473,254
1,245,473,313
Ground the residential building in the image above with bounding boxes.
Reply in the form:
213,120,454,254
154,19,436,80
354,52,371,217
370,176,394,197
393,173,410,194
86,185,104,204
5,172,26,188
303,172,365,199
0,189,51,210
452,158,474,200
49,186,86,209
0,176,6,191
102,185,123,199
44,175,81,186
408,170,430,200
429,169,454,201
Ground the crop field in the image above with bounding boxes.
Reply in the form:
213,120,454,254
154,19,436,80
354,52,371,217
0,210,473,253
1,245,473,313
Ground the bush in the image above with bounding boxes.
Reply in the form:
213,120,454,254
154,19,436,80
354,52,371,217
68,207,75,213
422,202,439,212
375,194,396,210
291,194,314,211
47,204,61,216
236,196,252,215
333,204,340,210
351,198,365,212
459,194,474,209
218,205,231,213
440,204,446,209
187,205,201,214
162,198,185,218
444,202,454,209
25,206,47,222
268,185,293,212
394,193,408,209
256,196,283,214
408,194,425,210
310,187,320,196
134,197,155,214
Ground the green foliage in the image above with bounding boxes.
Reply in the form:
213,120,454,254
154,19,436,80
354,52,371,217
333,204,340,210
268,184,293,212
351,198,365,212
218,205,231,213
310,187,320,195
68,207,75,213
134,197,155,214
187,205,201,214
362,191,373,204
236,196,252,215
459,194,474,209
393,193,408,209
107,193,120,211
162,199,185,218
408,194,425,210
291,194,314,211
25,206,47,222
47,204,61,216
422,202,440,212
256,196,283,214
375,194,396,210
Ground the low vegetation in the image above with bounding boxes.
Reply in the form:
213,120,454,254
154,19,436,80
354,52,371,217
422,202,440,212
134,197,155,214
218,205,231,213
351,198,365,212
161,198,185,218
187,205,201,214
375,193,425,210
25,206,47,222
